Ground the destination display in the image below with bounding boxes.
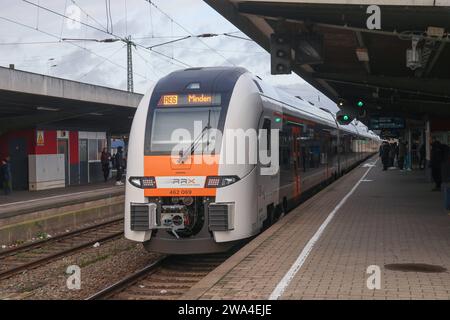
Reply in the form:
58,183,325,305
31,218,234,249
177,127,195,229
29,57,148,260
368,116,405,130
158,93,221,106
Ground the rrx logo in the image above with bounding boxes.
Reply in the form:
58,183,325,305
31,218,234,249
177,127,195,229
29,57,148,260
172,178,196,185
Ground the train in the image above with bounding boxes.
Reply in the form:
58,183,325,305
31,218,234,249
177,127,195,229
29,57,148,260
124,67,380,254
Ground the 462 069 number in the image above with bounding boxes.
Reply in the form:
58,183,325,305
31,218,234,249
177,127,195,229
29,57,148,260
169,189,192,195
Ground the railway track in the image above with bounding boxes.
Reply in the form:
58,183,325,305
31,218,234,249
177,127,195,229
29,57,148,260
87,252,234,300
0,218,124,280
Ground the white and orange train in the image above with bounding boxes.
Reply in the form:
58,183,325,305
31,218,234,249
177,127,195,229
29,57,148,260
125,67,380,254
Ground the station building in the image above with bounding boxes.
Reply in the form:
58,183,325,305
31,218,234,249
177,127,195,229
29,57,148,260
204,0,450,179
0,129,108,190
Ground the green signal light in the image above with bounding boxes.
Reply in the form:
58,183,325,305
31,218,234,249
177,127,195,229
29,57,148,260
357,101,364,108
343,115,349,121
275,117,282,123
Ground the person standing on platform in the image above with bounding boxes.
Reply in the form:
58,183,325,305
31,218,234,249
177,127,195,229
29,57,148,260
388,143,396,168
430,139,444,191
380,141,391,171
1,156,12,195
398,140,406,170
101,148,111,183
115,147,125,186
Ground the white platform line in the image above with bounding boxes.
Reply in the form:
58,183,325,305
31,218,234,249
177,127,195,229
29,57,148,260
269,159,378,300
0,187,122,208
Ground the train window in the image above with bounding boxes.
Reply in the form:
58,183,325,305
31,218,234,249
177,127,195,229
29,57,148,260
279,125,291,169
150,107,221,153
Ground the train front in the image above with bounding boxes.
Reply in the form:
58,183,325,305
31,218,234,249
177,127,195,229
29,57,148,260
124,67,258,254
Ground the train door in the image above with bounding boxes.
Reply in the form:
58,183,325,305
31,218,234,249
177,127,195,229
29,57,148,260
257,113,281,225
291,126,301,200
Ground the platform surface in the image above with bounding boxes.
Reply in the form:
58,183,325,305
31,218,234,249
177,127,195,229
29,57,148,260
182,158,450,300
0,181,124,219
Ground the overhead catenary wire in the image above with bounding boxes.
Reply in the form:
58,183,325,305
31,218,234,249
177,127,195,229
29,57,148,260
105,0,113,34
142,0,237,66
36,0,40,29
23,0,113,37
108,0,113,34
148,0,154,37
223,33,253,41
77,43,127,80
70,0,108,32
20,0,192,68
60,0,68,39
124,0,128,37
0,15,147,81
105,0,109,33
133,47,164,78
0,41,62,46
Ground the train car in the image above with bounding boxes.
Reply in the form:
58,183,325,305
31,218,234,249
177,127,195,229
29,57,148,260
125,67,380,254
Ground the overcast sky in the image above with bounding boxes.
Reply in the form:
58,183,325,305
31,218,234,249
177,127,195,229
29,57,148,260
0,0,338,111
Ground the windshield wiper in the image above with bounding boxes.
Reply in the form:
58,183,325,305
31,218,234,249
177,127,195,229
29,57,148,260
179,110,211,162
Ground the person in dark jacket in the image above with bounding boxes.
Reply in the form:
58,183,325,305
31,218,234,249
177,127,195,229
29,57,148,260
101,148,111,182
115,147,124,186
380,141,391,171
430,139,444,191
389,142,397,168
1,156,12,195
397,140,406,170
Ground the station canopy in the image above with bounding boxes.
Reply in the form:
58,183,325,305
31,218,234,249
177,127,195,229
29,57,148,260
205,0,450,122
0,66,143,135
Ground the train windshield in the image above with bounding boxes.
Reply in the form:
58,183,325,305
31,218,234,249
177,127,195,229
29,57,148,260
150,107,221,153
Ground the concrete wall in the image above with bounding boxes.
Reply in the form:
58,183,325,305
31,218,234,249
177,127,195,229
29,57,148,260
0,195,124,245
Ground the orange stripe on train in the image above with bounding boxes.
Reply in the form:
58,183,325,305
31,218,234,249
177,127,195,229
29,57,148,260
144,155,219,197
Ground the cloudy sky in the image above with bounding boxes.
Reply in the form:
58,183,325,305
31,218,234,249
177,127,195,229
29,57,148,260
0,0,338,111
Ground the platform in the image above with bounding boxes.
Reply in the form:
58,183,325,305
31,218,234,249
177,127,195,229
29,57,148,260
183,157,450,300
0,182,124,245
0,181,123,219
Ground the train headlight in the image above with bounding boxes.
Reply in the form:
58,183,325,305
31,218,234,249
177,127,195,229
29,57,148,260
205,176,240,188
129,177,142,188
128,176,157,189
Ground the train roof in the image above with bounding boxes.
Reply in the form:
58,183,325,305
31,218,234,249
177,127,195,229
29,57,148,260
160,67,379,141
252,78,338,128
154,67,248,94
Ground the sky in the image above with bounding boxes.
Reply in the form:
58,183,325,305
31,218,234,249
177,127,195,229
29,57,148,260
0,0,338,112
